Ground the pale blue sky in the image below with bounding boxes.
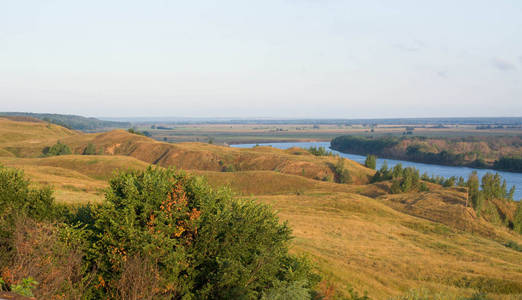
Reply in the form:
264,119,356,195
1,0,521,118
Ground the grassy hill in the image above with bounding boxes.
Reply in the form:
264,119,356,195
0,112,131,131
1,118,521,298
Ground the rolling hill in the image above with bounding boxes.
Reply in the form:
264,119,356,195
0,117,521,298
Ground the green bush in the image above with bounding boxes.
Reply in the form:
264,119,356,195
307,146,333,157
87,167,319,298
42,141,72,156
332,157,351,184
83,143,97,155
10,276,38,297
0,165,320,298
0,166,55,222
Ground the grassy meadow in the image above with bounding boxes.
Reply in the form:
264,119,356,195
1,117,521,299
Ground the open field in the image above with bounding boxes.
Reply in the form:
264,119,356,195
130,122,522,145
1,117,521,298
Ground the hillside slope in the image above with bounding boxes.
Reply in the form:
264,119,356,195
58,129,373,184
1,118,521,298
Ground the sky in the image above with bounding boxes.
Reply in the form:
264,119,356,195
1,0,521,119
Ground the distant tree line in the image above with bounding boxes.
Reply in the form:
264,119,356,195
330,135,399,155
493,156,522,172
0,112,130,131
127,128,151,137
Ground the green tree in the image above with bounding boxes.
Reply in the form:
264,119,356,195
390,179,402,194
514,202,522,234
364,155,377,170
333,157,351,184
467,171,482,213
392,163,403,179
82,143,97,155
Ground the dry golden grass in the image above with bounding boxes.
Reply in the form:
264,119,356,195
1,118,521,298
0,155,149,204
255,192,522,299
0,118,79,157
191,170,364,196
58,130,373,184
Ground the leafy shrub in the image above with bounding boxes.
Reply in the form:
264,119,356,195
0,165,320,298
9,276,38,297
307,146,333,157
42,141,72,156
505,240,522,252
87,167,319,298
0,166,55,249
332,157,351,184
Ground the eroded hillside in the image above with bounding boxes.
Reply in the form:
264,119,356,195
1,118,521,299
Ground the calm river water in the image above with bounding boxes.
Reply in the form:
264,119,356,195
232,141,522,201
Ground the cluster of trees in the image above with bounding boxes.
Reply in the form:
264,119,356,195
42,141,72,157
371,162,426,193
0,112,130,130
330,136,399,155
0,166,323,299
372,162,517,203
371,160,521,231
127,128,152,137
405,146,467,166
466,171,516,215
307,146,333,157
42,142,101,156
331,135,522,173
494,156,522,172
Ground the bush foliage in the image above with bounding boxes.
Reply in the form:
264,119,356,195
42,141,72,157
0,166,320,299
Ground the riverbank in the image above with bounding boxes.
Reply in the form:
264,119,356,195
232,141,522,201
330,135,522,173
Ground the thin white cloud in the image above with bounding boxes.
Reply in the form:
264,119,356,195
491,58,517,71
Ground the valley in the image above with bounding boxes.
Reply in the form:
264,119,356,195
1,117,521,299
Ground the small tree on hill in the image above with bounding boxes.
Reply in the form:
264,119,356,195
467,171,482,213
364,155,377,170
514,202,522,234
82,143,97,155
333,157,351,184
392,163,403,179
43,141,72,157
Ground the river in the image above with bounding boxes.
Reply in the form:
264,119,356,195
232,141,522,201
